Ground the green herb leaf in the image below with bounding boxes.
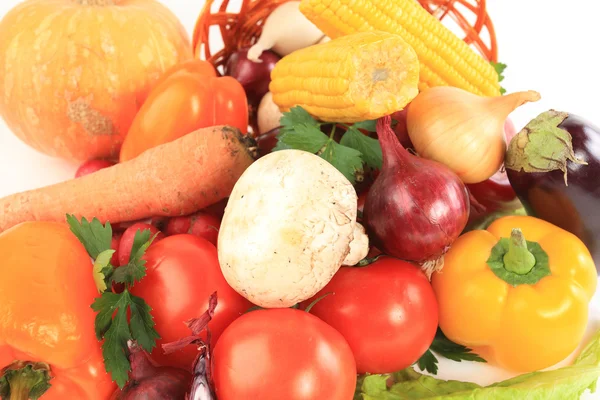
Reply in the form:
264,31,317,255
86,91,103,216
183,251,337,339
341,127,383,169
112,230,155,287
416,329,485,376
280,106,317,130
91,291,122,342
97,292,132,389
66,215,112,259
91,290,160,388
430,329,486,364
129,294,161,352
74,217,161,389
319,140,363,184
274,123,329,153
92,249,115,293
491,61,507,95
352,120,378,132
416,349,439,375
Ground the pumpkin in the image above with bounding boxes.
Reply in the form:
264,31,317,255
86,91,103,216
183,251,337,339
0,0,193,161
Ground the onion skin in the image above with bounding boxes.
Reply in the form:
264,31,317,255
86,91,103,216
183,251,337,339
506,113,600,270
224,48,280,106
363,116,470,264
110,345,192,400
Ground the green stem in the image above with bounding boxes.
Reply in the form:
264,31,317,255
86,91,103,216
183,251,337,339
0,362,52,400
329,124,337,140
503,229,536,275
505,110,587,186
486,228,551,286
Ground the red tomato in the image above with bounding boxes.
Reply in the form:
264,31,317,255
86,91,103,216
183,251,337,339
131,235,252,370
165,212,220,247
74,159,115,178
301,257,438,374
212,308,356,400
117,223,164,266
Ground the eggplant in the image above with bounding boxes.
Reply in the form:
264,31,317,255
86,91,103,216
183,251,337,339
506,110,600,270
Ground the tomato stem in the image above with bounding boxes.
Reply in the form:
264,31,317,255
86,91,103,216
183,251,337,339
503,229,536,275
0,361,52,400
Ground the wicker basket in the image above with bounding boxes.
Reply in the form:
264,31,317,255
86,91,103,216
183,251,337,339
192,0,499,73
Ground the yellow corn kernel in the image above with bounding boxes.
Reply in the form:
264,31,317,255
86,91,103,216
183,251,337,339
300,0,501,97
269,31,419,123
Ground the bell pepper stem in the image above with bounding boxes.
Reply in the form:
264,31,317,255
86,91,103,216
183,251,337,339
503,228,536,275
0,361,52,400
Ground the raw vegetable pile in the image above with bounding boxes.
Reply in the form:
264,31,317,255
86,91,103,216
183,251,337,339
0,0,599,399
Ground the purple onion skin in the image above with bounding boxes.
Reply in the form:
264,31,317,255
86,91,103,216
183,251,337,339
506,114,600,270
110,347,192,400
363,117,470,263
224,48,280,106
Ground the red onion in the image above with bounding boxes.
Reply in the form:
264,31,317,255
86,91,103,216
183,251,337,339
363,116,470,270
224,48,280,105
110,342,192,400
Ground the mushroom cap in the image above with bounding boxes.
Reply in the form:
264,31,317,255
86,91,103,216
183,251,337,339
218,149,358,308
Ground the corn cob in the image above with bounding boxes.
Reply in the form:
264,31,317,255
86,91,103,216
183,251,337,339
269,31,419,123
299,0,501,97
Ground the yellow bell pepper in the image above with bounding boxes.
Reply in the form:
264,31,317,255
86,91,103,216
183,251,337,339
431,216,597,372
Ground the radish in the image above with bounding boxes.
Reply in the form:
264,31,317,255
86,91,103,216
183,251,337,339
75,159,115,178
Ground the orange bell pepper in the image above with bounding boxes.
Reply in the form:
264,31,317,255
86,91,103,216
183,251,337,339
432,215,597,373
0,222,115,399
120,59,248,161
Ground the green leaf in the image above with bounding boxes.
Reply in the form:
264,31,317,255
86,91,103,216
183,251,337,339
91,291,121,341
100,293,132,389
491,61,507,95
352,120,378,132
280,106,317,131
340,127,383,169
92,249,115,293
319,140,363,184
129,294,160,352
416,330,484,376
360,328,600,400
112,230,155,286
429,329,486,364
66,215,112,259
274,123,329,153
416,349,439,375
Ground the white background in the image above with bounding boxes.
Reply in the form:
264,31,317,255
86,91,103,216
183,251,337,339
1,0,599,395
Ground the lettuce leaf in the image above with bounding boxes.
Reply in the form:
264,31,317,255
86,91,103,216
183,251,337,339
359,329,600,400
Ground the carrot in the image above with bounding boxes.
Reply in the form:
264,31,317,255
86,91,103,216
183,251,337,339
0,126,256,233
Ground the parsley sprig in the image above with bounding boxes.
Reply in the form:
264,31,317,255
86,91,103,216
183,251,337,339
417,329,486,375
273,107,383,183
67,215,160,389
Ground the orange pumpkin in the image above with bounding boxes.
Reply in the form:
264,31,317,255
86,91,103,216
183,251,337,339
0,0,193,161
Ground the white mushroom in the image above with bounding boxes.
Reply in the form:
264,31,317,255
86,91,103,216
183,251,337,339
218,149,368,308
342,223,369,266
